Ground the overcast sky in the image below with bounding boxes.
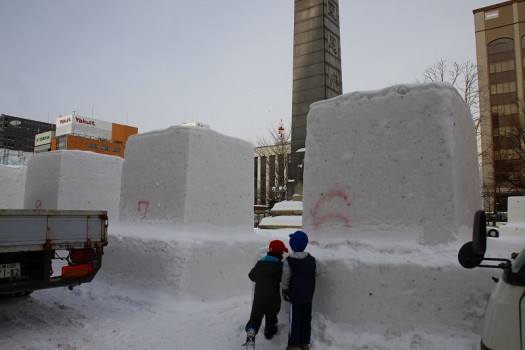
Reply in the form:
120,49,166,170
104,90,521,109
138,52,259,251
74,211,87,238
0,0,498,143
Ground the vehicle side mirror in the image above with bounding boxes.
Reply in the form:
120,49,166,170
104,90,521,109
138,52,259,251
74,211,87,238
458,210,487,269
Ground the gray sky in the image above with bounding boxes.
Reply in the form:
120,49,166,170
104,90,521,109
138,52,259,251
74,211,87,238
0,0,497,143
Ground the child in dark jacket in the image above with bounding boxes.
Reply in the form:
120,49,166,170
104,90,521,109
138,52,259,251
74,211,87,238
244,240,289,349
281,230,316,350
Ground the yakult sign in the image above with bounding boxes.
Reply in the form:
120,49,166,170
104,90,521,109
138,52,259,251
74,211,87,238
56,114,112,140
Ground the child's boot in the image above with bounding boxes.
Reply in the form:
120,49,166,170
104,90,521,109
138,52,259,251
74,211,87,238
264,323,277,339
243,328,256,349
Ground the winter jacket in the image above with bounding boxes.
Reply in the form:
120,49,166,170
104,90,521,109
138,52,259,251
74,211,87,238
281,251,316,304
248,253,283,314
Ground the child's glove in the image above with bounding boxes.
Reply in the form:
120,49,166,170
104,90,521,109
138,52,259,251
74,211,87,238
282,289,290,302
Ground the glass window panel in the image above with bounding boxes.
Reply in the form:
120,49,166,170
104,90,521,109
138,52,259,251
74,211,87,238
488,38,514,55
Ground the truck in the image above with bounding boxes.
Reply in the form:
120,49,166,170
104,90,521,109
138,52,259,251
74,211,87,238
0,209,108,295
458,210,525,350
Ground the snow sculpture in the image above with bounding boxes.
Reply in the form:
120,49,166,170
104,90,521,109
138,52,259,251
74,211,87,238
119,125,253,230
0,165,26,209
23,150,123,219
302,83,481,245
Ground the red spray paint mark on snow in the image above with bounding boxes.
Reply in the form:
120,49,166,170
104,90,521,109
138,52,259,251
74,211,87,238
35,199,42,209
311,188,351,229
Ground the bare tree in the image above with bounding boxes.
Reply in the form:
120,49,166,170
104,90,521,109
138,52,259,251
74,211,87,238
422,59,482,132
254,120,291,206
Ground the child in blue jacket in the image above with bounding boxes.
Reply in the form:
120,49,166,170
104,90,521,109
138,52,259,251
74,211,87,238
281,230,316,350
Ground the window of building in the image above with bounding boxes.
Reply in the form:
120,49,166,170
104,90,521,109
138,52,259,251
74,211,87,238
491,103,518,116
88,143,98,149
490,81,516,95
113,147,121,153
489,38,514,56
57,136,67,150
489,59,515,74
494,126,518,137
100,145,110,151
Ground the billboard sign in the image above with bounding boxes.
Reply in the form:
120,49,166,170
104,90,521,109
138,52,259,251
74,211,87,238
55,114,112,139
34,131,55,147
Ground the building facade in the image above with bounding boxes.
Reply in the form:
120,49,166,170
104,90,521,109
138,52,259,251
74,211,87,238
0,114,55,165
474,0,525,211
1,114,55,152
39,114,138,158
290,0,343,196
254,142,291,206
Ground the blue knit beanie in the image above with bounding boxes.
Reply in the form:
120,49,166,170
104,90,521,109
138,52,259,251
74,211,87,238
289,230,308,252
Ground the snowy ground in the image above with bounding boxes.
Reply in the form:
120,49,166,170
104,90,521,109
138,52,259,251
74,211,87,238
1,222,523,350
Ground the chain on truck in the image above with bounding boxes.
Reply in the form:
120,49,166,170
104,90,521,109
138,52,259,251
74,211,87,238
0,209,108,296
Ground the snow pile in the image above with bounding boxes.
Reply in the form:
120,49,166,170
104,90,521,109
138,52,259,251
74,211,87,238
119,126,253,230
272,200,303,213
23,151,123,219
507,196,525,225
500,196,525,236
0,165,26,209
303,83,480,245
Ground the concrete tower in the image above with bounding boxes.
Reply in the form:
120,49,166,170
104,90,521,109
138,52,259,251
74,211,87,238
290,0,343,197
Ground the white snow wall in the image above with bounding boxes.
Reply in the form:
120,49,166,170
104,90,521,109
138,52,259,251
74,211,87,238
23,151,123,220
119,126,253,229
296,83,487,334
303,83,481,245
508,196,525,224
0,165,26,209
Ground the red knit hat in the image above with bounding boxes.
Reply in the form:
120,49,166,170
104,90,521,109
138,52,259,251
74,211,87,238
269,240,289,254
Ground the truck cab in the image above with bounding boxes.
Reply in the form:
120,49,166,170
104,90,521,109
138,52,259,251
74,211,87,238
458,210,525,350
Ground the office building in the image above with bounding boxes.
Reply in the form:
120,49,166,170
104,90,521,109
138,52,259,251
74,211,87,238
35,114,138,158
474,0,525,211
0,114,55,165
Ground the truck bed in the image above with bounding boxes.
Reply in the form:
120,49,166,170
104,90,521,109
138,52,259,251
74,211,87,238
0,209,108,253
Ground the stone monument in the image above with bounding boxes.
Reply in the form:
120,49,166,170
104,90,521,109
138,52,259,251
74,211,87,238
290,0,343,198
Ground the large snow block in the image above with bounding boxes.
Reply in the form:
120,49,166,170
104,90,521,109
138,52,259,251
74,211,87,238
0,165,26,209
508,196,525,225
119,126,253,229
303,83,481,245
23,151,123,219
